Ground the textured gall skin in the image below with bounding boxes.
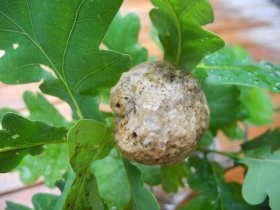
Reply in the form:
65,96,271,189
110,61,210,165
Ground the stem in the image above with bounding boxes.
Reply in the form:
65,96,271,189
198,148,240,160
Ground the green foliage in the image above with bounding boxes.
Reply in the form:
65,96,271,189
92,149,162,210
203,84,247,133
194,45,280,94
241,150,280,209
161,163,190,193
239,87,275,126
184,156,258,210
150,0,224,69
92,149,131,210
63,119,115,210
0,113,67,172
104,13,148,66
0,0,131,119
32,193,60,210
134,164,162,186
242,128,280,153
39,77,102,120
0,108,19,120
23,91,69,127
15,92,69,187
222,123,244,140
17,144,68,187
123,159,160,210
6,202,32,210
199,130,214,146
198,47,275,137
0,0,280,209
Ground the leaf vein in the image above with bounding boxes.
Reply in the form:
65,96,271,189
74,58,120,93
61,0,85,79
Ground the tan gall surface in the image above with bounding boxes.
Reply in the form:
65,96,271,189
110,61,210,165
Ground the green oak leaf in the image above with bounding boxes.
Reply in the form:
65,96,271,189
267,184,280,210
150,0,224,69
104,13,148,66
187,156,258,210
239,87,275,126
63,119,115,210
194,45,280,93
222,123,244,140
5,170,75,210
5,202,32,210
123,159,160,210
32,193,60,210
0,113,67,172
17,144,68,187
0,108,19,120
134,163,162,186
39,77,101,120
0,0,131,119
199,130,214,146
181,183,259,210
241,150,280,210
242,128,280,153
202,84,248,133
161,163,190,193
54,169,75,210
23,91,69,127
101,12,148,105
16,91,69,187
6,193,60,210
92,149,131,210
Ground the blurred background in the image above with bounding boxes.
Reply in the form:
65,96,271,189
0,0,280,209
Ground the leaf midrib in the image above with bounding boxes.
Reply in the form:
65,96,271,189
62,0,85,79
163,0,208,66
69,135,112,210
164,0,182,65
0,3,85,119
210,163,225,210
0,140,67,153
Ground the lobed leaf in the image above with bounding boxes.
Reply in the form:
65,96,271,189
53,169,75,210
194,45,280,94
92,149,131,210
202,83,247,133
134,163,162,186
5,202,32,210
160,163,190,193
0,0,131,119
186,156,258,210
23,91,69,127
123,159,160,210
150,0,224,69
0,113,67,172
32,193,60,210
6,193,60,210
16,92,69,187
241,150,280,210
63,119,115,210
39,77,101,120
5,170,75,210
104,13,148,66
0,108,18,120
239,87,275,126
242,128,280,153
